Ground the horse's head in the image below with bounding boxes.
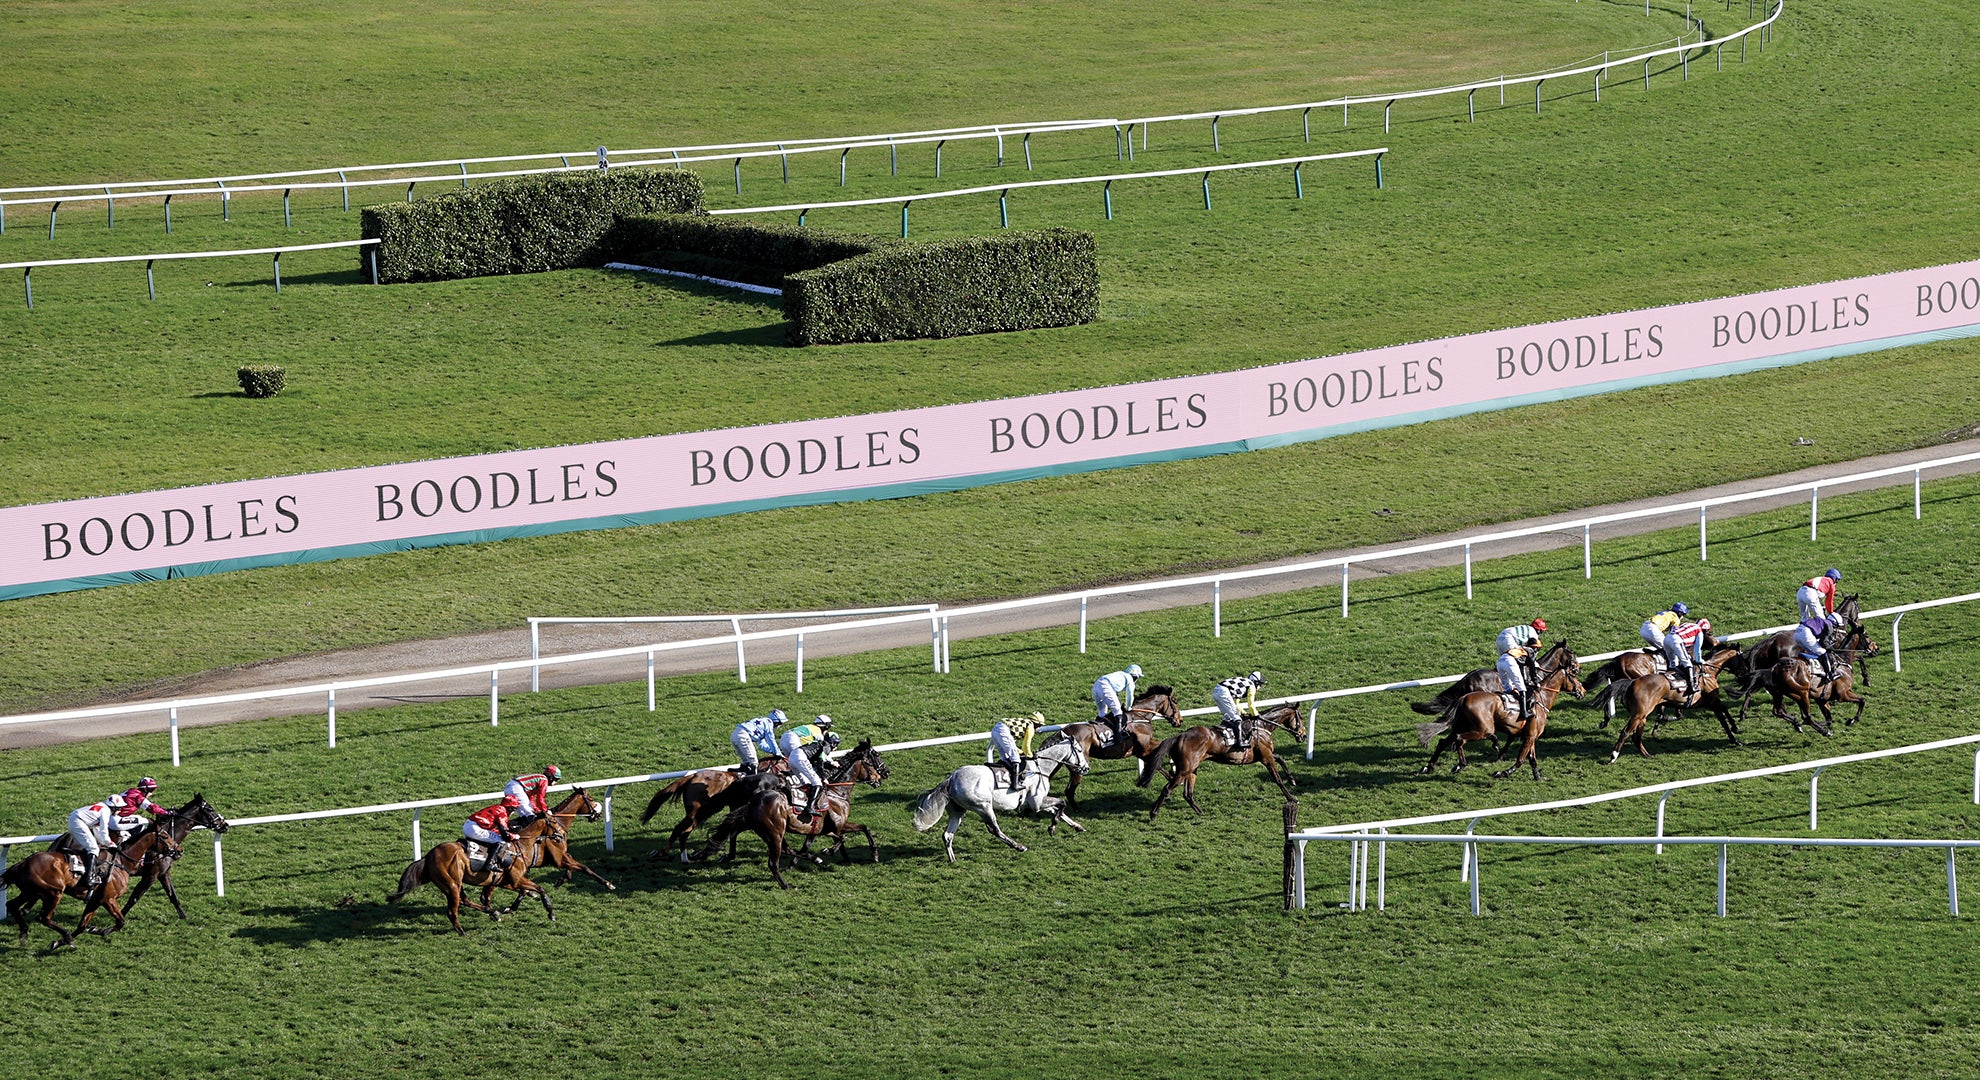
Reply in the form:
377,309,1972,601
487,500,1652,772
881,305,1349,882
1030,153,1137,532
1043,736,1090,776
1539,643,1585,698
1137,686,1182,726
1261,701,1306,742
568,786,604,822
182,793,230,834
853,740,889,786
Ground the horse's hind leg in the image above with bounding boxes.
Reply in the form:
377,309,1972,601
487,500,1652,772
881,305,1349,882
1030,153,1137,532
981,810,1028,854
38,896,74,949
943,808,964,863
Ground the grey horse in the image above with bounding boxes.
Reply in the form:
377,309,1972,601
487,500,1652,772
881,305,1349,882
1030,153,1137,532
910,738,1089,862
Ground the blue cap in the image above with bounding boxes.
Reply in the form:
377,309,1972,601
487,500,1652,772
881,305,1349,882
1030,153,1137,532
1671,602,1690,616
1825,568,1841,580
768,708,787,723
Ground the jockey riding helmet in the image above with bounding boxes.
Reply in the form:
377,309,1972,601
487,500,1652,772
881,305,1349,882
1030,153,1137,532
814,714,833,727
500,795,523,808
1671,602,1690,616
1530,618,1547,632
1825,568,1841,581
138,777,158,792
1249,671,1265,685
822,731,843,751
1030,711,1046,724
768,708,788,724
542,765,562,782
1126,664,1143,678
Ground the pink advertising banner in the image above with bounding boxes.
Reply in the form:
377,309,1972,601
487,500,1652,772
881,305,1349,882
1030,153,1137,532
7,258,1980,596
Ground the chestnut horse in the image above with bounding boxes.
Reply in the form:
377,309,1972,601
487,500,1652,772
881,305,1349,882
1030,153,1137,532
478,788,612,909
44,793,229,920
1585,624,1735,724
1593,645,1744,762
387,813,566,934
1738,620,1876,734
1048,685,1181,808
690,739,889,889
1416,643,1584,780
1138,701,1305,820
6,822,182,949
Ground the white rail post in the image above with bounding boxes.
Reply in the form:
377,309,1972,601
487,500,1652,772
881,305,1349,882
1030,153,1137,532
530,619,540,692
1,846,7,880
1213,580,1223,637
1810,766,1825,830
1306,703,1318,761
941,616,951,673
1358,839,1370,910
1810,485,1819,540
1717,844,1728,916
1464,543,1473,598
733,616,748,683
1971,748,1978,804
604,785,616,851
212,834,225,897
1892,612,1905,673
796,633,805,694
1584,524,1593,578
646,650,656,711
170,707,181,767
1079,594,1089,653
1469,844,1482,916
327,688,337,748
930,616,942,674
412,809,423,858
1950,847,1960,916
1699,506,1708,560
1294,839,1307,909
1656,791,1670,854
490,669,500,726
1346,841,1358,910
1340,563,1350,617
1377,829,1388,911
1915,468,1922,519
1461,818,1477,881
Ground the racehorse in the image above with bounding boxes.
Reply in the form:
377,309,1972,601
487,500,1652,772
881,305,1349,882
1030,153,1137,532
1138,700,1306,819
1730,594,1866,690
1592,645,1744,762
1584,624,1735,721
911,738,1089,862
1416,644,1584,780
1408,641,1577,717
387,813,567,935
6,822,183,950
478,788,613,909
691,739,889,888
1738,620,1877,734
640,744,830,861
1045,685,1180,808
44,793,228,920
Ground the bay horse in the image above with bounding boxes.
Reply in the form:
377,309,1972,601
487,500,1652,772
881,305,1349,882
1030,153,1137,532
1593,645,1744,762
691,739,889,888
1047,685,1180,808
640,744,828,861
387,813,566,934
6,822,183,950
911,738,1089,862
1730,594,1866,691
44,794,229,921
1584,623,1734,723
1738,620,1877,734
1415,644,1584,780
1138,700,1306,820
478,788,613,909
1408,641,1577,717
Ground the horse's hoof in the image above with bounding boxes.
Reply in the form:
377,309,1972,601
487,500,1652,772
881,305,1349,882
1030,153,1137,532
1013,844,1028,853
1607,752,1620,764
605,883,618,892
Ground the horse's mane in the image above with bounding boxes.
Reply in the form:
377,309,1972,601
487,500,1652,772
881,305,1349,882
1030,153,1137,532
1139,685,1175,698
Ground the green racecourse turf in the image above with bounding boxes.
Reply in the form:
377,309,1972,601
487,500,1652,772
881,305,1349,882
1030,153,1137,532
4,477,1979,1078
3,0,1980,712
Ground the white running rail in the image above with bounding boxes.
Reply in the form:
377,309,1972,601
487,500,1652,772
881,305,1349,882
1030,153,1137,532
526,605,941,692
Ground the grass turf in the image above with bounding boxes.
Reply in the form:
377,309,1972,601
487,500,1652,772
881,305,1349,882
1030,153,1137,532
3,474,1978,1078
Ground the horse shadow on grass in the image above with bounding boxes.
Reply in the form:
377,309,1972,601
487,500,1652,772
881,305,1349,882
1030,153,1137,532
230,901,430,945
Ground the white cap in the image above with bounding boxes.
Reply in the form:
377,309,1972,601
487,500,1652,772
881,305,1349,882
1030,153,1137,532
768,708,787,723
1250,671,1264,684
1126,664,1143,678
815,714,833,727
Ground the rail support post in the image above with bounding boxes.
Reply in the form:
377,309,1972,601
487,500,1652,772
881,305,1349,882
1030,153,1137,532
22,267,30,311
733,616,748,683
795,633,805,693
1584,524,1593,578
1282,801,1300,911
1213,579,1223,638
999,190,1009,229
1469,844,1482,915
147,260,156,301
273,253,282,294
1078,595,1089,653
1656,791,1670,854
1810,485,1819,540
283,188,292,229
646,650,656,712
48,200,61,240
327,688,337,748
1201,172,1212,210
213,834,225,897
604,786,617,851
1340,562,1350,617
1293,164,1303,199
1303,106,1312,141
164,194,173,234
1103,180,1112,221
1461,819,1477,881
1699,506,1709,560
412,809,423,859
170,707,181,767
489,669,499,726
1464,543,1473,599
1950,847,1961,916
1810,766,1825,830
1717,844,1729,916
1914,468,1922,519
1892,612,1905,673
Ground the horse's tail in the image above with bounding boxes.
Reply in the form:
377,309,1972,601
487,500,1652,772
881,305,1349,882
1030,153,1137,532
1583,658,1622,692
386,856,427,904
910,782,952,833
640,775,693,824
1136,736,1182,786
1589,679,1630,713
1407,697,1447,716
1415,720,1453,748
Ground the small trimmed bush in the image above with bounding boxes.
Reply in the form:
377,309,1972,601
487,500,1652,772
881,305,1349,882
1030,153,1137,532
237,365,286,398
784,228,1098,345
361,170,705,283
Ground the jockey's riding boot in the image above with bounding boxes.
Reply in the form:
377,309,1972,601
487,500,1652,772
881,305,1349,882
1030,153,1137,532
1006,760,1024,791
799,785,823,822
79,851,97,890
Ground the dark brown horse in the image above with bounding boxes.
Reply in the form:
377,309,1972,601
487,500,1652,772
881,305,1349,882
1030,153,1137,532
44,794,228,920
1585,624,1735,722
1738,620,1877,734
1048,685,1180,808
387,813,566,934
1593,645,1744,762
640,746,826,861
1137,701,1306,820
478,788,612,908
1408,641,1577,717
1415,644,1584,780
1730,594,1866,691
6,822,183,949
690,739,889,889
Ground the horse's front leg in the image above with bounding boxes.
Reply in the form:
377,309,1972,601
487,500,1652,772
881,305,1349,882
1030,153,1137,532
1258,747,1296,794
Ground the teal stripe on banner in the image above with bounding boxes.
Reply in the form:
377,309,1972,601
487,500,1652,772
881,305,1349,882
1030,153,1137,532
6,321,1977,603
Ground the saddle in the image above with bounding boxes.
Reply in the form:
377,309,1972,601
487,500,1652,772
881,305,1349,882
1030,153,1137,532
1497,692,1524,718
464,840,507,874
64,853,87,877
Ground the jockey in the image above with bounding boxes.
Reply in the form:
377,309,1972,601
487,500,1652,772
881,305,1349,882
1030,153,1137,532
1641,603,1696,694
503,765,561,825
66,799,119,892
730,709,787,775
105,776,166,845
463,795,523,873
1212,672,1264,750
1495,620,1546,717
1798,568,1842,621
1092,664,1143,741
1793,614,1838,683
779,715,834,821
989,712,1047,791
